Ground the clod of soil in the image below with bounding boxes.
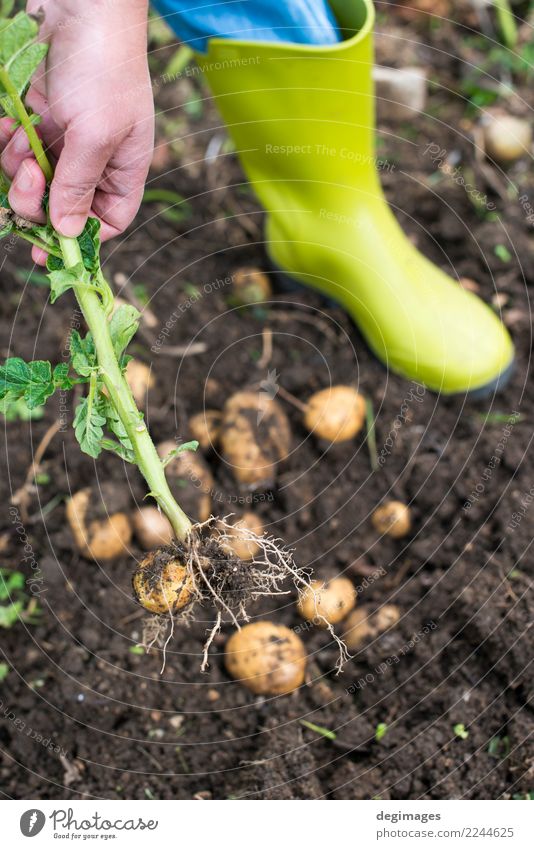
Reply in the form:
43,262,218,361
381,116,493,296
220,390,292,489
125,359,155,408
221,511,265,560
304,386,366,443
188,410,222,452
225,622,306,695
372,500,412,538
157,441,214,522
232,267,272,304
482,110,532,164
132,506,174,550
65,487,132,561
297,577,356,627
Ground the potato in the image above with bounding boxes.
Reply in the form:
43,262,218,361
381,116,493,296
483,111,532,164
66,488,132,561
225,622,306,695
232,267,272,305
342,606,374,650
342,604,401,650
222,512,265,560
188,410,222,452
372,500,411,538
220,390,291,489
304,386,366,443
126,359,155,408
297,577,356,627
373,604,401,633
133,507,174,549
133,549,194,614
157,440,214,522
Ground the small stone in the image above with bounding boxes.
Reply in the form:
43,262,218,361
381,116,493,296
207,689,220,702
374,66,428,121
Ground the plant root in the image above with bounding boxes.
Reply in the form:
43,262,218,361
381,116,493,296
136,516,348,673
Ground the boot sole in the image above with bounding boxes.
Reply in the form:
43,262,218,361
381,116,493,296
269,264,515,399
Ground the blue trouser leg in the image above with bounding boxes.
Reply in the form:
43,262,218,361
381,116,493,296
151,0,341,52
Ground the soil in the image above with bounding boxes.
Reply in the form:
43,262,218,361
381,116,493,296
1,4,533,800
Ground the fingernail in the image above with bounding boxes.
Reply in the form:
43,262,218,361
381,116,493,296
57,214,87,237
13,131,30,154
17,161,34,191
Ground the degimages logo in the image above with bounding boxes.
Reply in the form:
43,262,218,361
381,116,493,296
20,809,46,837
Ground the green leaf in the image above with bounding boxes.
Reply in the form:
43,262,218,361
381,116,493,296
69,330,96,377
25,360,53,408
0,41,47,116
46,253,64,272
102,397,134,455
109,304,141,358
0,661,9,681
0,12,38,66
73,395,106,459
48,262,89,303
100,438,135,463
0,393,43,420
0,356,29,397
300,720,337,741
375,722,388,742
0,356,54,409
53,362,73,390
78,217,101,273
161,440,199,467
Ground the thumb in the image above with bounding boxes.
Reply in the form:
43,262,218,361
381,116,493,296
49,128,112,237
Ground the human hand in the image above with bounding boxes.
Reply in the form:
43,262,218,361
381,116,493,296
0,0,154,263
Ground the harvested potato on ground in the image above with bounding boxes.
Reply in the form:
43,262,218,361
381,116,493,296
297,577,356,627
133,549,194,614
304,386,366,442
482,111,532,164
221,512,265,560
373,604,401,633
126,359,155,408
372,500,411,538
157,441,214,522
133,506,174,549
342,604,401,650
232,267,272,304
225,622,306,695
220,390,291,489
66,486,132,561
188,410,222,452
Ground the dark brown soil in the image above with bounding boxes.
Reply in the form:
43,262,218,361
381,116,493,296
1,4,533,800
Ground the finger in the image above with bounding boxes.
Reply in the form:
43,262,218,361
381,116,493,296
32,245,48,266
8,159,47,224
49,127,114,237
25,85,65,161
1,126,35,179
91,123,153,239
0,118,15,151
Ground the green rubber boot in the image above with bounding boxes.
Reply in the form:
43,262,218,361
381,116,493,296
197,0,514,395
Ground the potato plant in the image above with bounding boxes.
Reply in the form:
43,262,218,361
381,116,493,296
0,7,310,664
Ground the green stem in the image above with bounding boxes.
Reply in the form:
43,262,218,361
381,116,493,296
4,79,192,540
17,231,62,258
0,68,53,182
60,235,192,539
493,0,518,48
